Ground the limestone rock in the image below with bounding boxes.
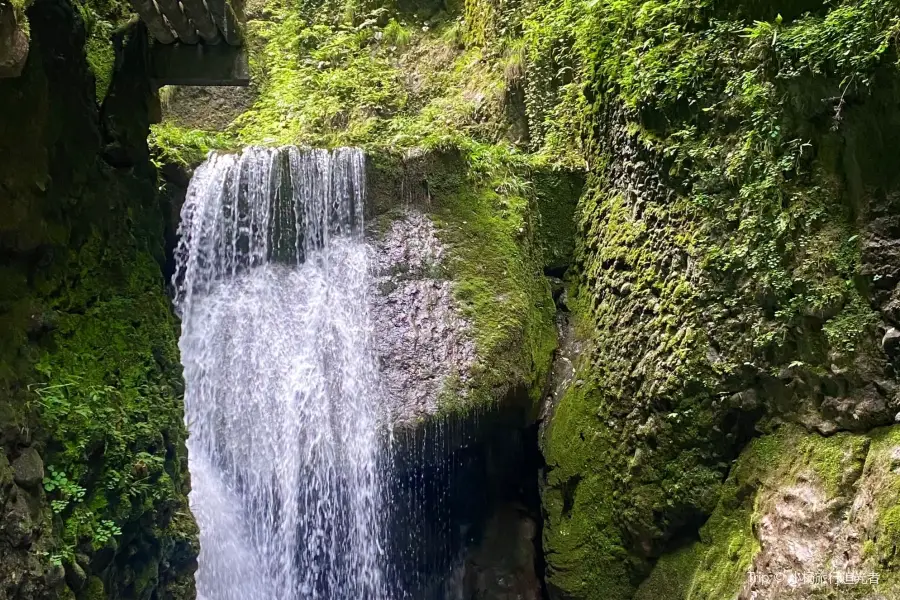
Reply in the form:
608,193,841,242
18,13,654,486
636,425,900,600
883,327,900,357
369,210,476,426
2,491,35,548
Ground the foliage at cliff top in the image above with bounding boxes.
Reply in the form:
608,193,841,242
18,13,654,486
150,0,583,167
151,0,570,416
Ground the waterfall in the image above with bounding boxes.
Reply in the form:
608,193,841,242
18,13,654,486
174,146,386,600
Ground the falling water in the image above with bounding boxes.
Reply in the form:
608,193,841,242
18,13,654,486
172,146,526,600
173,146,386,600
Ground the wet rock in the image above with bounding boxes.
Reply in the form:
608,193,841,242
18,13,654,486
3,491,35,547
12,447,44,490
883,327,900,358
161,85,258,131
728,389,758,411
64,561,86,592
540,313,581,438
547,276,565,304
369,210,476,424
817,383,894,432
44,563,65,590
464,505,542,600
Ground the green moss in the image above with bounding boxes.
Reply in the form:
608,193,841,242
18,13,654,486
76,0,134,103
633,544,702,600
59,586,77,600
84,35,114,102
427,148,557,413
151,0,526,158
532,170,582,270
631,431,787,600
10,0,31,38
533,0,900,595
78,576,105,600
798,431,868,496
861,427,900,578
634,425,900,599
126,0,900,597
149,122,237,167
30,215,190,562
1,0,196,595
542,381,636,600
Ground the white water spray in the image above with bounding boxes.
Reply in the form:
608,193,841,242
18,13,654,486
174,147,386,600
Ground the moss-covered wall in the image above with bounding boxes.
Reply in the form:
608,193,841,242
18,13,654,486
534,0,900,598
635,423,900,599
0,0,197,597
125,0,900,597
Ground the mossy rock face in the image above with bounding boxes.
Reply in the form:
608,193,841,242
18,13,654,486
636,424,900,600
537,0,900,596
368,150,559,459
0,0,197,596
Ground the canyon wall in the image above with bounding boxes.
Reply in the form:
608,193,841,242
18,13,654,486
0,1,197,598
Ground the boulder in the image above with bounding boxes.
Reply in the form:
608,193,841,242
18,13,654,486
12,447,44,490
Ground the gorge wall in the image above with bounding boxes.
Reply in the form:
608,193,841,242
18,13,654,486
0,1,197,598
536,2,900,599
3,0,900,598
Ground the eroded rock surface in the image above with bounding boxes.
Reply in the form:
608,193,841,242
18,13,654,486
370,210,477,424
637,425,900,600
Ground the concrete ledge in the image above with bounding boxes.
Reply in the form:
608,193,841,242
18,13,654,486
150,42,249,86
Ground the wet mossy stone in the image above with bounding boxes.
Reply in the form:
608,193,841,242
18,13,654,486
11,447,43,489
77,576,105,600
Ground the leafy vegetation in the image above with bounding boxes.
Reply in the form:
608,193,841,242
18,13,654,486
149,0,527,161
146,0,900,598
149,121,237,167
1,0,198,596
25,240,190,568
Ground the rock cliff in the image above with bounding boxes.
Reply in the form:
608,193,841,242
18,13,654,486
0,1,197,597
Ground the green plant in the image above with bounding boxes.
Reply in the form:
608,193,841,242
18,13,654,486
43,465,87,513
382,19,412,48
93,519,122,547
149,122,236,167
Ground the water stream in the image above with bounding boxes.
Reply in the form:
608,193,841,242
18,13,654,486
174,147,387,600
171,145,539,600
